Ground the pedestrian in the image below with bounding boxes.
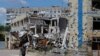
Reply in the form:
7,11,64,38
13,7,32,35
20,45,27,56
19,28,30,56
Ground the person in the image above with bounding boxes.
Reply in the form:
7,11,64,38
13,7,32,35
27,28,33,47
20,45,27,56
19,36,29,56
19,29,29,56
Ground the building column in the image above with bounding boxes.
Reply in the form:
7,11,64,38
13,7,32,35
54,20,57,26
8,33,11,49
23,19,25,27
28,18,31,25
5,33,7,48
41,26,43,34
50,20,53,33
68,0,78,50
51,20,52,26
35,24,37,34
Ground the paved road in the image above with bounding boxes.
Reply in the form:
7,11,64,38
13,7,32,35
0,49,19,56
0,49,88,56
0,49,36,56
0,49,66,56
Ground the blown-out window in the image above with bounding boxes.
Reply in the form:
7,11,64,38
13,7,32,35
93,17,100,30
92,0,100,10
92,37,100,50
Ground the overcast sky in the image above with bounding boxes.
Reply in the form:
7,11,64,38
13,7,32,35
0,0,68,24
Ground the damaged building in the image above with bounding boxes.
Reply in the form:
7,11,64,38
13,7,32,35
68,0,100,56
5,0,100,56
5,6,69,49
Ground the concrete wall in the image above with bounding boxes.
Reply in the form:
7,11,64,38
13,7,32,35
68,0,100,56
83,0,92,41
68,0,78,50
68,0,92,49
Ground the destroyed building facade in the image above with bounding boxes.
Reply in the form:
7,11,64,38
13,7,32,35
68,0,100,56
6,6,68,42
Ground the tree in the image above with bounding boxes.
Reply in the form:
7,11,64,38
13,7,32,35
0,25,5,41
0,25,11,32
4,25,11,32
0,25,5,32
0,24,11,41
0,34,5,41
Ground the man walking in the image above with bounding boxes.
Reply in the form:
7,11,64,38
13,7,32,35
20,45,27,56
19,29,29,56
